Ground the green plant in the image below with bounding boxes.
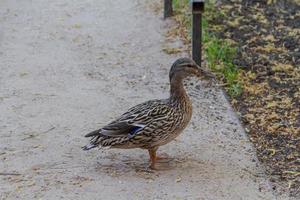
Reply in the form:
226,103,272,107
173,0,189,11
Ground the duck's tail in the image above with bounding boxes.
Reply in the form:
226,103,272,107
82,143,97,151
84,129,100,137
82,129,101,150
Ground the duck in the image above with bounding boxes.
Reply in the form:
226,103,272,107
83,57,214,169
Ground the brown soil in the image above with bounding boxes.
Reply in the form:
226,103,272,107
208,0,300,197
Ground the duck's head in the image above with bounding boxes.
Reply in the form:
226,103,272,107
169,57,215,81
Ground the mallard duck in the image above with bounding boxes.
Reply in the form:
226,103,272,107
83,57,214,169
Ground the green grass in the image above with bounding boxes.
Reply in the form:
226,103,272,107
204,31,242,97
172,0,242,97
173,0,189,10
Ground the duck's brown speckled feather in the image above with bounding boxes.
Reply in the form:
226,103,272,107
84,98,192,149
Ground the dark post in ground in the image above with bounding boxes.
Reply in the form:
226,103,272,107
191,0,205,67
164,0,173,18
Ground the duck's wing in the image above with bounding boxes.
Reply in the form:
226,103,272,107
85,99,171,138
85,121,144,138
85,122,135,137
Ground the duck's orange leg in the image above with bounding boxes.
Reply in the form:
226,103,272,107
148,148,158,170
148,148,172,170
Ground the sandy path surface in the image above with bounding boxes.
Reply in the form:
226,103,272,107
0,0,277,199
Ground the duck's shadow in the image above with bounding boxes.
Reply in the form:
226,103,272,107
94,154,215,180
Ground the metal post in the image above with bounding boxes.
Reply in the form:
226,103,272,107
191,0,204,67
164,0,173,19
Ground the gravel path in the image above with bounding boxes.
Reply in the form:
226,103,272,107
0,0,277,199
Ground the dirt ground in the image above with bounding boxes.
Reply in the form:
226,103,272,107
205,0,300,197
0,0,282,199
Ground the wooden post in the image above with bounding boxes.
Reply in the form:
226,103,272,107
164,0,173,19
191,0,204,67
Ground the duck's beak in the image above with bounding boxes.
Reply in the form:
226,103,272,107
197,67,215,79
193,63,216,80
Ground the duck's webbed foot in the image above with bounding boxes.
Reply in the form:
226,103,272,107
156,153,173,163
148,148,174,170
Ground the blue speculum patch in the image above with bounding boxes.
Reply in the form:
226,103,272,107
128,126,143,138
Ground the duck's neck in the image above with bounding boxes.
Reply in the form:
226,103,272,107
169,75,190,105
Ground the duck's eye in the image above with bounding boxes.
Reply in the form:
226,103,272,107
186,64,193,68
